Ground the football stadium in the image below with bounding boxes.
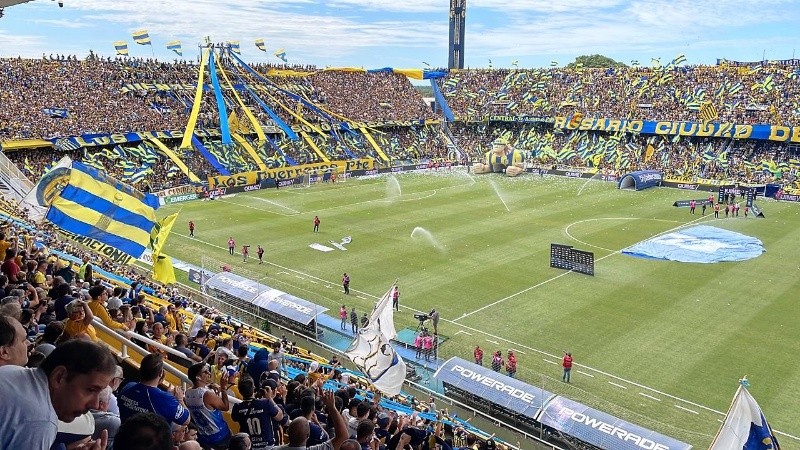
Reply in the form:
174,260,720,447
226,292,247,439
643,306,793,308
0,1,798,449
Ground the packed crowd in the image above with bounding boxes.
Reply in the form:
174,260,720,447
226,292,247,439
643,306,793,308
0,56,434,143
0,211,502,450
437,64,800,125
449,122,799,186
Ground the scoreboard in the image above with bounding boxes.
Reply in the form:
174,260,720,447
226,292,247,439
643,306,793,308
550,244,595,276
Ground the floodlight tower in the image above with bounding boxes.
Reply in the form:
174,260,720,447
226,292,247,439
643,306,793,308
448,0,466,69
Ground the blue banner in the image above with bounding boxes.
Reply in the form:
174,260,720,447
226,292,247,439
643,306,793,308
539,396,692,450
433,357,556,421
42,108,69,119
551,116,800,143
430,78,455,122
207,49,232,145
48,128,223,148
191,136,230,176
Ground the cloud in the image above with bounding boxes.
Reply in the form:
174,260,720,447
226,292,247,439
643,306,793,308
31,19,93,28
0,30,49,57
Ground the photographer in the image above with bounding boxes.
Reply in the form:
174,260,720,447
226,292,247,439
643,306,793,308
231,375,284,448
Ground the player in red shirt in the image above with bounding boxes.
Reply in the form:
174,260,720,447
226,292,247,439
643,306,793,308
257,245,264,264
473,345,484,366
713,203,720,219
242,245,250,263
189,221,195,237
506,350,518,378
313,216,320,233
228,237,235,255
562,352,573,382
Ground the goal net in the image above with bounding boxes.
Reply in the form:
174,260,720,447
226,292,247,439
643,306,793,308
301,167,344,187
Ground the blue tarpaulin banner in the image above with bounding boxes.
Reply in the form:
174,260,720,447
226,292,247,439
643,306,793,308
618,170,663,190
622,225,765,263
539,396,692,450
434,357,556,421
203,271,327,325
430,79,455,122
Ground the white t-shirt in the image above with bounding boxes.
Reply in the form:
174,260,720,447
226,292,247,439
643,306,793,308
189,314,206,338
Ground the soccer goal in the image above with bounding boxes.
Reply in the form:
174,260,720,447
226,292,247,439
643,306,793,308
301,167,343,187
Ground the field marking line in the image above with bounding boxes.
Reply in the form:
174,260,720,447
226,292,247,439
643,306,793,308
217,199,294,217
564,217,683,253
608,381,628,390
640,393,661,402
543,359,558,365
576,370,594,378
250,197,302,214
454,271,573,321
218,178,473,217
294,275,304,279
674,405,700,415
510,348,526,354
171,228,800,442
455,215,710,322
486,339,500,345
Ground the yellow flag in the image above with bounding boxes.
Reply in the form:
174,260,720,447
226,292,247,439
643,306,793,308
150,213,178,256
645,144,655,162
153,253,176,284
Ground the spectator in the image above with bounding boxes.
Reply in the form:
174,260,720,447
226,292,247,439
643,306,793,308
118,353,190,427
0,339,116,449
185,361,232,449
114,412,174,450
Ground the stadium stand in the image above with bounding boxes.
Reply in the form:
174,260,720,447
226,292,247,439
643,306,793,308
2,53,800,449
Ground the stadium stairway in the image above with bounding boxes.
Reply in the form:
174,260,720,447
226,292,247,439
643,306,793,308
93,319,243,433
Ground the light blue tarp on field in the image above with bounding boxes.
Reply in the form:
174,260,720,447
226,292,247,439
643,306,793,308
622,225,764,263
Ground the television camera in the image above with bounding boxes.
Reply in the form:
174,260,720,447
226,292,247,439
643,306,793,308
414,313,429,332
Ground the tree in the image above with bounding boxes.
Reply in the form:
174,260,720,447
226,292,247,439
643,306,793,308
566,54,626,69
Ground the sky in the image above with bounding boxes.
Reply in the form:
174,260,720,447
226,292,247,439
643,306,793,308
2,0,800,70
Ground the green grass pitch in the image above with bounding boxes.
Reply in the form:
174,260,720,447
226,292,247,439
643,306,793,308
160,171,800,449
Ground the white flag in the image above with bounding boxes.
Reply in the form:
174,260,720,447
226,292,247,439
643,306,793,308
345,283,406,395
373,285,397,340
709,384,780,450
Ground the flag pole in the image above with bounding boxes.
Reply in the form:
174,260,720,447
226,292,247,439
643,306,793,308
707,377,748,449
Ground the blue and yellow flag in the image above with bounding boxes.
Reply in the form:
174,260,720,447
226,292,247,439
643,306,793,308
45,161,160,258
166,40,182,56
255,39,266,52
132,29,151,45
274,49,287,62
113,41,129,56
709,381,780,450
229,41,241,54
